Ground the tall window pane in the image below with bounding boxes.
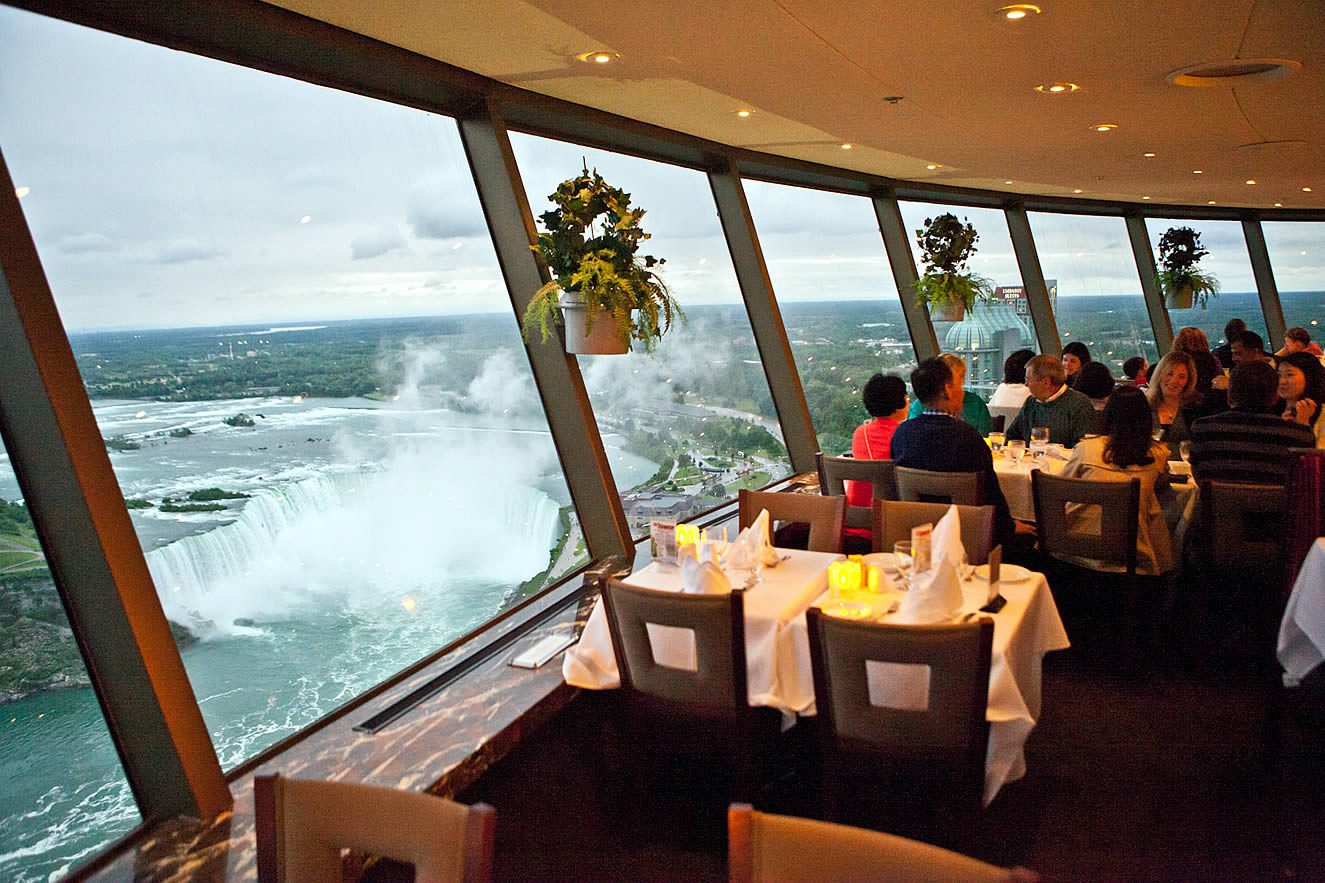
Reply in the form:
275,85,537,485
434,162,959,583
0,2,585,820
0,446,140,880
1029,212,1159,377
510,133,791,537
1262,222,1325,346
744,181,917,455
1149,218,1266,352
900,203,1035,400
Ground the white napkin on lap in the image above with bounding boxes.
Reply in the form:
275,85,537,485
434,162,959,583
896,506,966,623
680,554,732,594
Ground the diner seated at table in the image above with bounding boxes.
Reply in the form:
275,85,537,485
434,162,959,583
1276,325,1325,360
1076,361,1116,411
891,357,1015,546
1278,352,1325,448
1005,355,1099,448
1057,386,1175,575
1121,356,1149,390
1211,317,1245,368
1232,330,1277,367
988,348,1036,409
908,352,993,436
847,373,908,509
1061,341,1091,391
1173,325,1228,411
1145,350,1200,454
1189,362,1315,484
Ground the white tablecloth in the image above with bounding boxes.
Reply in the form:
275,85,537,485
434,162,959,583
1279,538,1325,686
564,548,1070,805
784,567,1069,805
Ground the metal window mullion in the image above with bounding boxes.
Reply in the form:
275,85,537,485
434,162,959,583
1126,213,1175,353
0,146,230,821
1243,218,1287,345
871,188,938,360
1006,204,1062,356
456,98,632,559
707,157,818,472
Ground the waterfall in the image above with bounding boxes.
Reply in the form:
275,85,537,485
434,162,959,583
147,469,561,636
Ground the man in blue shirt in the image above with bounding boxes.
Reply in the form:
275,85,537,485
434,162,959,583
890,357,1015,546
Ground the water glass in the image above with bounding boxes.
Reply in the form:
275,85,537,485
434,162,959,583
706,526,729,567
1006,439,1026,465
988,431,1005,453
1179,441,1192,464
1030,426,1050,462
892,541,913,591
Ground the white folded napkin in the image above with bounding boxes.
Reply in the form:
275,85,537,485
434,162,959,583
728,509,780,570
895,554,965,623
680,553,732,594
931,504,967,568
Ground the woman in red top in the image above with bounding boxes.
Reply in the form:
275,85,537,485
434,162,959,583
847,373,909,508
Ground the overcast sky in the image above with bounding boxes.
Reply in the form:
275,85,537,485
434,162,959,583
0,5,1320,333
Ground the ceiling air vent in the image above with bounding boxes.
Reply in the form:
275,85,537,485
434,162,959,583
1167,59,1301,87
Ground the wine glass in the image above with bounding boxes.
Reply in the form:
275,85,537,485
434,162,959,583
892,540,913,591
988,431,1005,453
1006,439,1026,465
1179,441,1192,464
1030,426,1050,463
707,526,729,567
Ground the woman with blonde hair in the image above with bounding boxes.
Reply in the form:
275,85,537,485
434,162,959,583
1145,350,1199,452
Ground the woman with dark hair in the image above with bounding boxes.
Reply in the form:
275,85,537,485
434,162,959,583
1279,351,1325,448
1062,341,1091,389
1059,386,1175,574
847,373,908,508
1076,361,1116,410
1173,326,1226,412
988,348,1036,409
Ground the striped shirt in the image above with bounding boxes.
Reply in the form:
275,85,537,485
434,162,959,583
1189,410,1314,485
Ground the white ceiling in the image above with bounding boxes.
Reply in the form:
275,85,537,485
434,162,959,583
264,0,1324,209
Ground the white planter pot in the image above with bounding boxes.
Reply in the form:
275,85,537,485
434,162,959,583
933,300,965,322
1166,284,1195,310
562,297,630,355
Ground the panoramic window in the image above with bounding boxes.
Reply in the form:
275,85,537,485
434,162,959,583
900,202,1035,400
0,445,140,880
0,6,586,868
744,180,917,455
1148,218,1266,353
510,133,792,538
1029,212,1159,378
1262,222,1325,347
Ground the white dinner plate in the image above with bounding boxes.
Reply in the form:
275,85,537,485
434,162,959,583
820,601,873,620
972,563,1035,583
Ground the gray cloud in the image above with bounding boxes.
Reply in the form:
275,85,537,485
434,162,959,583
407,176,486,239
350,225,406,260
154,239,223,264
57,232,117,254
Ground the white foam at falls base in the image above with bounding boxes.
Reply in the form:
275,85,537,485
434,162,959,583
147,469,560,637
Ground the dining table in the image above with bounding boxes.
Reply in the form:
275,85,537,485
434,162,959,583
563,546,1070,805
1279,537,1325,687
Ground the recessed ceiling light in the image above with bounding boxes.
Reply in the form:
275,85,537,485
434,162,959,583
1246,180,1257,185
299,215,312,224
1034,82,1080,94
840,143,853,150
1142,196,1151,200
1304,186,1314,192
576,51,619,64
14,186,29,198
1208,200,1217,205
1167,58,1302,88
1143,152,1156,158
926,163,942,170
997,4,1042,20
1004,180,1014,184
1091,124,1118,133
735,109,754,118
1192,169,1203,174
1072,188,1083,194
1274,203,1284,207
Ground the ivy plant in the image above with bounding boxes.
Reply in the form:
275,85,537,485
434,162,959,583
522,165,684,352
912,213,994,312
1156,225,1220,309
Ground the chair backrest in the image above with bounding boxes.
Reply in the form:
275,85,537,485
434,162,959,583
1031,471,1140,575
600,578,747,718
872,501,996,564
1200,480,1286,571
991,414,1006,434
728,803,1014,883
738,489,845,553
894,466,983,506
805,609,993,768
816,453,897,529
1286,449,1325,591
987,405,1022,431
254,773,494,883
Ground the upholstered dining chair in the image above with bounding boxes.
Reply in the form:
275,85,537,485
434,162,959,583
816,452,898,531
738,489,845,553
600,578,781,806
894,466,983,506
872,500,996,564
728,803,1032,883
805,609,994,820
253,773,495,883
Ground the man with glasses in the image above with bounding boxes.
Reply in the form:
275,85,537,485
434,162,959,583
1006,355,1099,448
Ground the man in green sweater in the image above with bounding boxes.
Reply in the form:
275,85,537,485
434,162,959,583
906,352,993,436
1006,354,1099,447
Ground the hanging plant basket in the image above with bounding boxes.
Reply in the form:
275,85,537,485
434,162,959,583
1165,284,1195,310
933,300,966,322
911,214,993,322
1156,227,1219,310
561,294,631,355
